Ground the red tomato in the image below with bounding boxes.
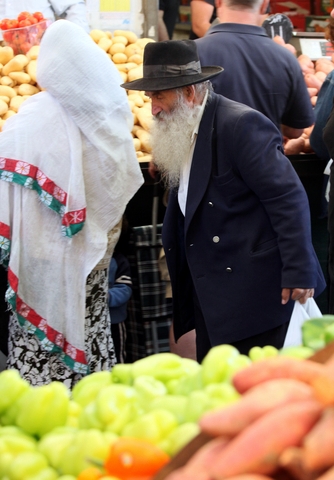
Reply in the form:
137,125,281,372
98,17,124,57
104,438,170,479
32,12,45,22
0,18,11,30
17,11,31,22
3,31,13,41
19,41,32,53
29,17,38,24
19,19,32,27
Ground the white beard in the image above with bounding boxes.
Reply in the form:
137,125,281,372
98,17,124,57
150,96,202,189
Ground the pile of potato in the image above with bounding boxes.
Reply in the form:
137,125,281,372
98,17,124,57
0,28,154,162
0,44,39,130
88,28,154,162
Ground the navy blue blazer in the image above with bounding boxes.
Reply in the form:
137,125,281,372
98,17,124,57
162,92,326,344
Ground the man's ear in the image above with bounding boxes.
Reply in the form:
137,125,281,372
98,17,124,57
215,0,222,8
260,0,270,14
183,85,196,102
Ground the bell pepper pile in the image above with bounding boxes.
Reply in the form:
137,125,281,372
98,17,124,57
0,11,48,55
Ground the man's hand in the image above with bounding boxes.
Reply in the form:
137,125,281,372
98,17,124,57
281,288,314,305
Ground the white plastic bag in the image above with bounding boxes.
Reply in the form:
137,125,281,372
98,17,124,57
283,298,323,347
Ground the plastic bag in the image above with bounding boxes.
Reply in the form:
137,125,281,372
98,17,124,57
283,298,323,347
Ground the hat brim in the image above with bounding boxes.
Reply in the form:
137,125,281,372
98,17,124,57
121,66,223,91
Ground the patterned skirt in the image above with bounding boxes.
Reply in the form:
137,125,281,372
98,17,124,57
7,268,116,389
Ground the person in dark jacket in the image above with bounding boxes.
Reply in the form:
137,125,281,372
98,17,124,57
108,246,132,363
121,39,326,363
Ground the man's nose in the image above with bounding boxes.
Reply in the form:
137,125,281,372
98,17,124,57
151,102,162,116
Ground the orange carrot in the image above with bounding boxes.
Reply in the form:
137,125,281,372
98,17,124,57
232,357,334,405
207,400,323,479
303,407,334,471
199,378,314,437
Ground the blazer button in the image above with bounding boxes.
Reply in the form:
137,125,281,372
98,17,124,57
226,267,232,273
213,236,220,243
208,201,214,207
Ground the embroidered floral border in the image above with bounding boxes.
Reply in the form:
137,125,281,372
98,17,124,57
5,268,89,375
0,157,86,238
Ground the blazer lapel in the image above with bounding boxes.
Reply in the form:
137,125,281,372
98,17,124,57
185,93,219,232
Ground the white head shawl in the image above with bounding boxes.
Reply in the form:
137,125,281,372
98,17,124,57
0,20,144,374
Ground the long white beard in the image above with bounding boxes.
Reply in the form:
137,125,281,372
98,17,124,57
150,98,202,189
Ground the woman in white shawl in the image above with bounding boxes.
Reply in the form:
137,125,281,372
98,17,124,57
0,20,144,387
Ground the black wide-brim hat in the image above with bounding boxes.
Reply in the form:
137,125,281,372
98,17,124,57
120,39,223,91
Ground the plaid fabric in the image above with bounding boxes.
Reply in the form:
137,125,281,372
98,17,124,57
125,224,173,362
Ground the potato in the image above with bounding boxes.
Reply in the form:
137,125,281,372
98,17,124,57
2,109,15,120
113,29,138,44
26,45,40,60
136,38,155,49
0,85,17,99
2,55,29,76
127,53,143,65
112,52,128,64
0,95,10,103
104,30,112,39
98,37,112,52
124,43,142,58
108,42,126,55
0,98,8,115
128,93,144,107
112,35,128,46
26,60,37,83
18,84,39,96
9,71,31,84
0,76,15,87
0,46,14,66
127,65,143,82
90,29,107,43
135,127,152,152
118,71,127,83
137,107,153,131
115,62,138,73
133,137,141,151
9,95,26,112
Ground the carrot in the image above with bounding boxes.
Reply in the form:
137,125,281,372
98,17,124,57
199,378,314,437
207,400,323,479
303,407,334,471
232,357,334,405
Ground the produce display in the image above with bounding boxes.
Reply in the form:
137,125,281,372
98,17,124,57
0,327,332,480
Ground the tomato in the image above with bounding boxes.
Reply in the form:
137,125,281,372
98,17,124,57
32,12,45,22
3,31,13,41
0,18,11,30
29,17,38,24
19,41,32,54
104,438,170,479
19,19,32,27
17,11,31,22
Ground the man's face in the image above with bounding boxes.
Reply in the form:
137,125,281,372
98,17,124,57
148,87,203,189
145,89,182,118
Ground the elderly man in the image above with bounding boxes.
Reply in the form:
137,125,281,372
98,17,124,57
121,40,326,362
